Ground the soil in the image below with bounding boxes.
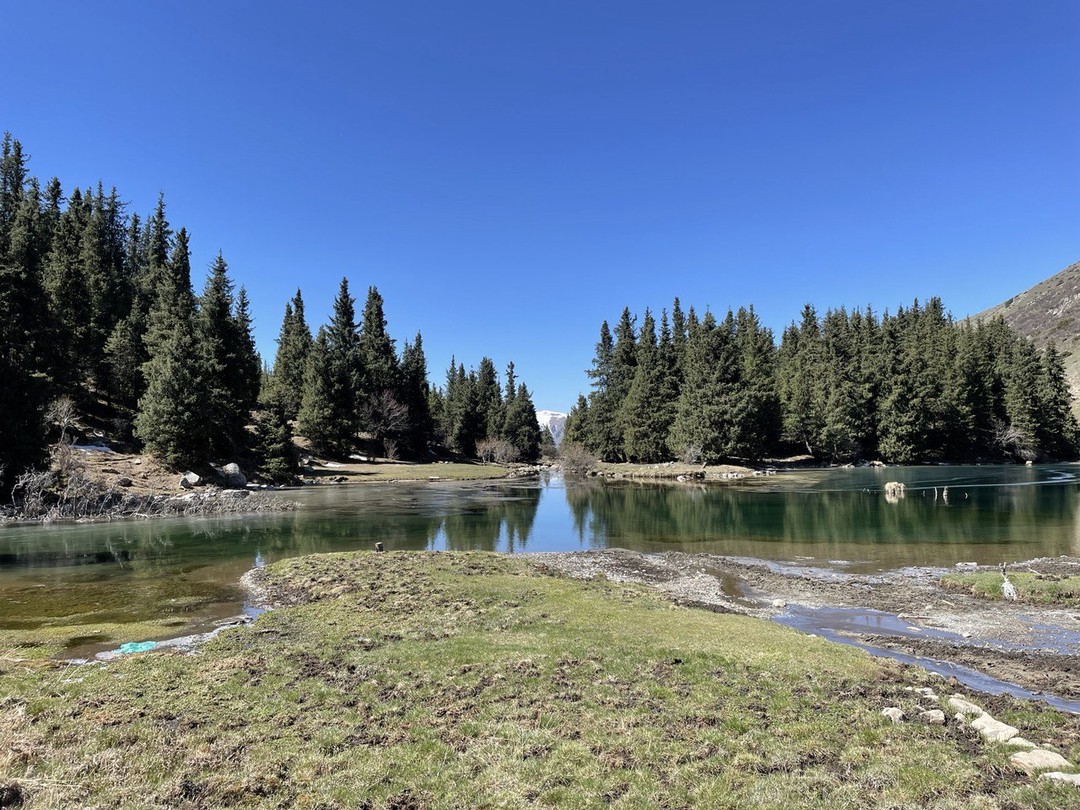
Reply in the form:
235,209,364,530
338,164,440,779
531,549,1080,704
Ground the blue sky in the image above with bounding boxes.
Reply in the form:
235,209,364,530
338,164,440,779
4,1,1078,412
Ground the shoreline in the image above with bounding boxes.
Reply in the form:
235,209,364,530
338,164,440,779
532,549,1080,710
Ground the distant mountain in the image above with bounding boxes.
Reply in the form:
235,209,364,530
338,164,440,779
536,410,568,446
970,259,1080,403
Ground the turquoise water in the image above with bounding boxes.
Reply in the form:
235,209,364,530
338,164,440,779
2,465,1078,634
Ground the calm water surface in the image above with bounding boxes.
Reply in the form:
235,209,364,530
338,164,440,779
3,464,1079,639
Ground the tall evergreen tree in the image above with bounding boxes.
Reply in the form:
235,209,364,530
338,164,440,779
297,328,351,453
399,333,434,458
504,383,542,462
669,312,738,462
563,394,591,448
0,135,48,492
584,321,623,461
266,289,312,419
475,357,504,441
621,309,670,462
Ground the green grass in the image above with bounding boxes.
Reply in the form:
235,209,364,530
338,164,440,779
941,571,1080,605
1,552,1078,808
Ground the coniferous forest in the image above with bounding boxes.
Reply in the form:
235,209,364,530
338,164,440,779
565,299,1080,465
0,133,541,498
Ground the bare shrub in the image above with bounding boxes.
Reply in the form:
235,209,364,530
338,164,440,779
46,396,78,444
679,443,703,464
477,438,519,464
11,469,57,518
993,421,1036,462
558,443,597,474
364,390,410,459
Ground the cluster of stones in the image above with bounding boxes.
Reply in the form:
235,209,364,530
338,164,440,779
881,688,1079,787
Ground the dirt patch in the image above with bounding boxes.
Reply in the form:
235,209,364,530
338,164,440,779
533,549,1080,706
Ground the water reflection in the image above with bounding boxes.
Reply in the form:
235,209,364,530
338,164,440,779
1,467,1079,629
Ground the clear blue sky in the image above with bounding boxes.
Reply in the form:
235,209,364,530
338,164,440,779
4,1,1078,412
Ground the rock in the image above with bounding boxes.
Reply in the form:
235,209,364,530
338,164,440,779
133,459,143,465
1009,749,1072,774
881,707,904,723
771,599,786,609
219,489,249,500
220,463,247,488
918,709,946,725
1041,772,1080,787
970,714,1019,742
953,713,967,724
1005,737,1036,750
947,695,984,717
179,472,204,489
100,467,119,474
116,476,133,487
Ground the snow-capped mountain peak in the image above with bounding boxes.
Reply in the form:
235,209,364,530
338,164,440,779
535,409,568,446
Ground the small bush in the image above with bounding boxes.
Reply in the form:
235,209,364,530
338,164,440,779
558,443,596,474
476,438,519,464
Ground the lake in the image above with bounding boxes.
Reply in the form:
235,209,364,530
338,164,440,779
2,464,1078,645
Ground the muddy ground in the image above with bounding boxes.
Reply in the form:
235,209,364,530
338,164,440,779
532,549,1080,704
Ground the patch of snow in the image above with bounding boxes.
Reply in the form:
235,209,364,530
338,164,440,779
74,443,115,453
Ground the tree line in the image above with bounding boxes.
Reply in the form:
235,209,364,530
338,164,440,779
0,133,541,496
565,298,1079,464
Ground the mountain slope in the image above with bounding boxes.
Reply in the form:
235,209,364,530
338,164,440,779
535,410,568,446
971,259,1080,402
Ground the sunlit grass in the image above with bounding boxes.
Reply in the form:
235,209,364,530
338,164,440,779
0,552,1076,808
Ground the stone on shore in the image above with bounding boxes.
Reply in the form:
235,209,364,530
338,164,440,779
947,695,984,717
970,714,1019,742
1041,772,1080,787
179,472,204,489
918,709,946,725
882,707,904,723
1009,749,1072,774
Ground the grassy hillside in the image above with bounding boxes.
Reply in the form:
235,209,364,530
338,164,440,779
971,260,1080,404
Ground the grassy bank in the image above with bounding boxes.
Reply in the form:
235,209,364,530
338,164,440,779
2,552,1078,808
303,460,516,484
942,571,1080,606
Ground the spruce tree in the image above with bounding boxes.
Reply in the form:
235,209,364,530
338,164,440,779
584,321,623,461
669,312,737,462
504,383,542,462
297,328,349,453
233,287,262,409
266,289,312,419
134,318,210,468
399,333,433,458
255,399,299,484
135,226,208,467
728,306,779,460
621,309,670,462
0,138,48,492
1037,344,1079,459
563,394,591,447
476,357,504,441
